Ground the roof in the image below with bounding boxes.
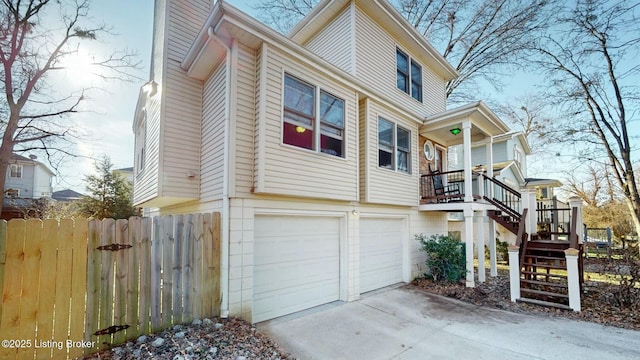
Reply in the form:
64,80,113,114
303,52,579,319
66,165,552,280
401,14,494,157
288,0,458,81
115,167,134,172
524,178,563,188
10,153,55,175
52,189,84,201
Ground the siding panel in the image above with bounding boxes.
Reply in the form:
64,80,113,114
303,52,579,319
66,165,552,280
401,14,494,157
304,6,353,73
201,62,227,200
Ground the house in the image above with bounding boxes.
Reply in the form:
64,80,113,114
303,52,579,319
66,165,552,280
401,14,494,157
52,189,84,202
2,154,54,219
133,0,580,322
113,167,134,185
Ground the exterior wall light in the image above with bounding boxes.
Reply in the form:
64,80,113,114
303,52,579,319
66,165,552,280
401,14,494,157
351,210,360,216
450,127,461,135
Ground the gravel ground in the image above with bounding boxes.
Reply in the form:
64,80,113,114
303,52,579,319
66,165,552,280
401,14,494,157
83,318,293,360
411,267,640,331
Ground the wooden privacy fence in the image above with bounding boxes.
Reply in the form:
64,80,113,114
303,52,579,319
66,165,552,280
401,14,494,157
0,213,221,360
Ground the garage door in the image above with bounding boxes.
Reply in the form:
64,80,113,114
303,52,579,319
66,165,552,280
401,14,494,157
360,218,404,293
253,215,340,322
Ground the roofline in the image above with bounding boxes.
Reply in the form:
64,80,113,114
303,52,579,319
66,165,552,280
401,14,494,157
288,0,458,81
182,1,433,125
424,101,510,133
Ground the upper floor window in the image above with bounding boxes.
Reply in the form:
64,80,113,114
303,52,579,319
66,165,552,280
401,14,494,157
396,48,422,102
378,117,411,174
283,74,345,157
9,164,22,178
514,146,523,167
135,111,147,174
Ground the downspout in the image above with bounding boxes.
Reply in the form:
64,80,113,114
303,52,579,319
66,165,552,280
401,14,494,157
208,26,232,318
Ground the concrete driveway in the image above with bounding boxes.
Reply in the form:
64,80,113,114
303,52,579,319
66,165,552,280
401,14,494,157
257,285,640,360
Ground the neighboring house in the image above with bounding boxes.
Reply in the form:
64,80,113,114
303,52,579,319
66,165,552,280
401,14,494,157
3,154,54,219
132,0,561,322
52,189,84,202
113,167,134,185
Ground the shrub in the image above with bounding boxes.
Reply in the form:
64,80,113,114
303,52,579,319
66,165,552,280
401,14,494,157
416,234,466,283
596,248,640,308
484,238,510,262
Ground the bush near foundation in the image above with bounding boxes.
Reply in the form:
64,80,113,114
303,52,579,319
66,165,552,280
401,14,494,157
416,234,466,283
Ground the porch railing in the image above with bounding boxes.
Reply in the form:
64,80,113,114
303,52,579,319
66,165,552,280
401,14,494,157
482,176,521,221
420,170,465,203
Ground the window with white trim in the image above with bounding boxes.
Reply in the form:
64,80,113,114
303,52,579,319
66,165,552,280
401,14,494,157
396,48,422,102
9,164,22,178
378,117,411,174
6,189,19,197
283,74,345,157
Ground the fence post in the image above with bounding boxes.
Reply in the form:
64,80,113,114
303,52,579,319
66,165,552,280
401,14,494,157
508,245,520,302
568,196,584,245
564,248,581,312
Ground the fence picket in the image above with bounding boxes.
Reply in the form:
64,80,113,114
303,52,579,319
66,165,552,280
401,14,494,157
0,213,221,360
113,219,129,345
150,216,162,331
161,215,174,328
0,221,6,324
68,219,88,359
16,219,42,360
52,219,74,358
0,220,25,360
138,217,152,334
172,215,184,325
97,219,116,347
182,214,194,323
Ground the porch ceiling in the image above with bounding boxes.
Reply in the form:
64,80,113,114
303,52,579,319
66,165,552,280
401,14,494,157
420,101,510,146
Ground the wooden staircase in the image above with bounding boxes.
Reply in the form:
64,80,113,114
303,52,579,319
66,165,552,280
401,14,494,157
481,176,583,310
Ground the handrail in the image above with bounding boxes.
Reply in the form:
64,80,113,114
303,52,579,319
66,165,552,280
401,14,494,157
484,176,521,198
517,208,529,271
569,207,578,249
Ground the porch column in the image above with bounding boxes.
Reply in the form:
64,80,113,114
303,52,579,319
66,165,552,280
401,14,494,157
520,188,537,239
488,215,498,276
477,210,486,283
485,138,494,199
464,208,475,287
569,196,584,244
462,121,473,203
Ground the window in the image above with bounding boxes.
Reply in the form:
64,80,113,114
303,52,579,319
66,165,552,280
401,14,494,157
396,48,422,102
9,164,22,178
6,189,19,197
283,74,344,157
135,111,147,174
378,117,411,174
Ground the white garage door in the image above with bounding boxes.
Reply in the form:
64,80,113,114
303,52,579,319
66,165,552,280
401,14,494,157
360,218,404,293
253,215,340,323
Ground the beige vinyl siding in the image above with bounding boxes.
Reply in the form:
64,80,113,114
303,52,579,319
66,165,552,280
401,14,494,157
363,101,419,206
257,46,358,201
201,62,227,201
254,45,264,192
410,211,448,278
358,98,368,203
354,5,446,116
303,5,354,74
234,43,257,196
157,0,210,199
133,93,161,206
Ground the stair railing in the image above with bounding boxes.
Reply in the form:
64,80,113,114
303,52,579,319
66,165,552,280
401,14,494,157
482,176,522,223
517,208,529,271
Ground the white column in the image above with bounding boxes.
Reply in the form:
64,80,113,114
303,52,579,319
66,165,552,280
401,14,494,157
528,191,537,237
464,208,475,287
508,245,521,302
564,248,581,311
489,217,497,277
462,121,473,203
477,211,486,283
486,138,494,199
569,196,584,244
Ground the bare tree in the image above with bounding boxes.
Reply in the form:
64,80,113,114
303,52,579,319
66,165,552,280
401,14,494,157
0,0,140,213
528,0,640,243
254,0,556,103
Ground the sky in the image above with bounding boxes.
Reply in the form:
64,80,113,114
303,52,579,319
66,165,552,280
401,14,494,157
50,0,259,192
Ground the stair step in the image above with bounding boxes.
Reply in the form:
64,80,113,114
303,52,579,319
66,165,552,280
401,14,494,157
520,279,568,288
523,254,565,261
520,288,569,299
517,297,572,311
522,262,566,270
521,270,567,279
